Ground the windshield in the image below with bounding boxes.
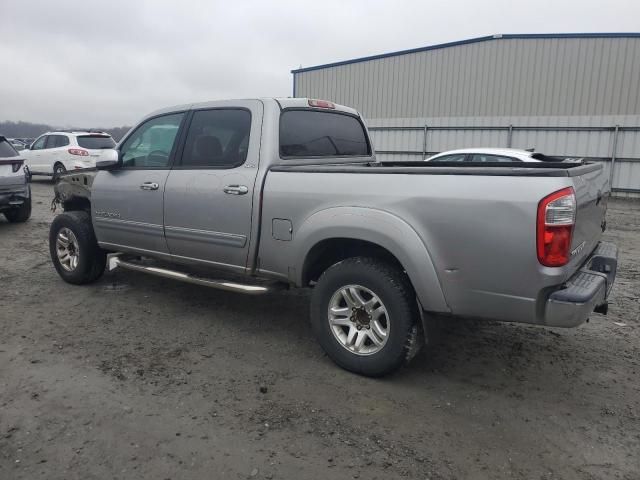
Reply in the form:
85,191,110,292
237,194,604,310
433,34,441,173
77,135,116,149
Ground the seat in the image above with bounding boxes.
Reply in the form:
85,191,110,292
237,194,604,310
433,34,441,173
190,135,223,166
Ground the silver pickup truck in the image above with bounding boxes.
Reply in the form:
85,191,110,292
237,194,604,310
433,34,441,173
50,98,617,376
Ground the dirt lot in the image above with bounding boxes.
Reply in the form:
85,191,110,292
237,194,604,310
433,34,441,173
1,181,639,480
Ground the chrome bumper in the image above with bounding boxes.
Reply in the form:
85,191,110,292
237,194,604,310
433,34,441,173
543,242,618,328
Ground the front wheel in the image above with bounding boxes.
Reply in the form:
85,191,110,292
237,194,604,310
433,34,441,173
49,211,106,284
310,257,421,377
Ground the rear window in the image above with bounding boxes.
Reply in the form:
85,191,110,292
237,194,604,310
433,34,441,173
531,153,558,162
0,139,18,158
280,110,370,158
77,135,116,149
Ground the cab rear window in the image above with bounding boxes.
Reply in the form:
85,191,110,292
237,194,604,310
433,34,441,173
280,110,370,158
77,135,116,149
0,139,18,158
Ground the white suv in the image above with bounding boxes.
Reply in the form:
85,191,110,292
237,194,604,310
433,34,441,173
23,131,116,180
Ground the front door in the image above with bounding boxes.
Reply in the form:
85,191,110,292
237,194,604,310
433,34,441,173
92,112,186,254
163,101,263,271
24,134,48,173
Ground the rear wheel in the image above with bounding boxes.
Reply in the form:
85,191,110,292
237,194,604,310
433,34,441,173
53,163,66,182
4,187,31,223
310,257,420,377
49,211,106,284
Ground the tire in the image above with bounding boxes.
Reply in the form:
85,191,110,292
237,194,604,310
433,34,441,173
4,189,31,223
49,210,107,285
310,257,420,377
53,163,66,182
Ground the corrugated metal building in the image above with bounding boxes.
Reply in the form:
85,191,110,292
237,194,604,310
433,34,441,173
292,33,640,196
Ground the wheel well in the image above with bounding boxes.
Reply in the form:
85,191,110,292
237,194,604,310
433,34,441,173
302,238,406,286
62,197,91,213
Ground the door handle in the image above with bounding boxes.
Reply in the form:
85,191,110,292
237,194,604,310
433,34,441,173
223,185,249,195
140,182,159,191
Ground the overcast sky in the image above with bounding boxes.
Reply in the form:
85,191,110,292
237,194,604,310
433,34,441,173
1,0,638,127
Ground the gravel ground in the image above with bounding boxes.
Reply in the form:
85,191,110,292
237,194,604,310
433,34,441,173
1,181,639,480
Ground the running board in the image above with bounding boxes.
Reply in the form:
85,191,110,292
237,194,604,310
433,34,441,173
107,254,270,295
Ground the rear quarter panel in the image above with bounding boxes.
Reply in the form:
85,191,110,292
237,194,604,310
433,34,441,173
259,170,579,324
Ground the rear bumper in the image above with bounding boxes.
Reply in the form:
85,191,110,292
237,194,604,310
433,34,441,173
0,184,29,210
543,242,618,327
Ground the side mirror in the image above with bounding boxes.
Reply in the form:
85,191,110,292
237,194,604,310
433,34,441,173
96,149,121,170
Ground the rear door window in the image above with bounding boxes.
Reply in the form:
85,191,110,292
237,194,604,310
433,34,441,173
280,110,370,158
77,135,116,149
180,109,251,168
49,135,70,148
469,154,519,163
429,154,467,162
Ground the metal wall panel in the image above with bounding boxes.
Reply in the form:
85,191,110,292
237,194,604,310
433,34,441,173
294,36,640,195
294,37,640,119
368,114,639,155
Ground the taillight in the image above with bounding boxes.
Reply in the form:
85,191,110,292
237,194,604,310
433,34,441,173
537,187,576,267
68,148,89,156
12,162,22,173
308,99,335,109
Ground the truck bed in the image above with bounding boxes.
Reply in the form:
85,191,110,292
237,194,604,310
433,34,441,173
271,160,602,177
260,160,609,325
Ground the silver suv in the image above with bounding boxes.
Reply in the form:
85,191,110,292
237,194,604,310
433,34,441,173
0,136,30,223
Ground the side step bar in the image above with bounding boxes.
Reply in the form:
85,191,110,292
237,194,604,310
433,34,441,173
107,254,270,295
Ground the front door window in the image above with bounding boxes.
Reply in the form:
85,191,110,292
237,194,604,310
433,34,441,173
120,113,184,168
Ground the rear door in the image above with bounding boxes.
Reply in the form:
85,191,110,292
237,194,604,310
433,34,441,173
47,134,70,170
92,112,186,254
163,101,262,271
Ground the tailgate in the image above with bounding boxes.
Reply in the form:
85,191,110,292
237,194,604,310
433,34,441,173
85,149,105,159
0,159,24,185
568,163,609,268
